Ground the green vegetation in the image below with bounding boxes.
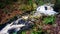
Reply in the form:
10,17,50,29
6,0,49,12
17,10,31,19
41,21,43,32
0,0,60,34
43,16,56,24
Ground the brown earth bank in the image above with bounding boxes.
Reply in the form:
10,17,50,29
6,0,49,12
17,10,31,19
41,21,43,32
0,9,23,24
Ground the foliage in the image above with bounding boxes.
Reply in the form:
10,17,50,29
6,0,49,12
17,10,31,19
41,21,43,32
20,28,44,34
0,2,6,8
13,32,17,34
28,0,33,6
35,0,45,5
0,0,59,34
43,16,56,24
0,0,12,8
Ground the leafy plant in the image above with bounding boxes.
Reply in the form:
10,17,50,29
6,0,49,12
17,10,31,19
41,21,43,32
43,16,56,25
35,0,44,5
13,32,17,34
22,31,26,34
